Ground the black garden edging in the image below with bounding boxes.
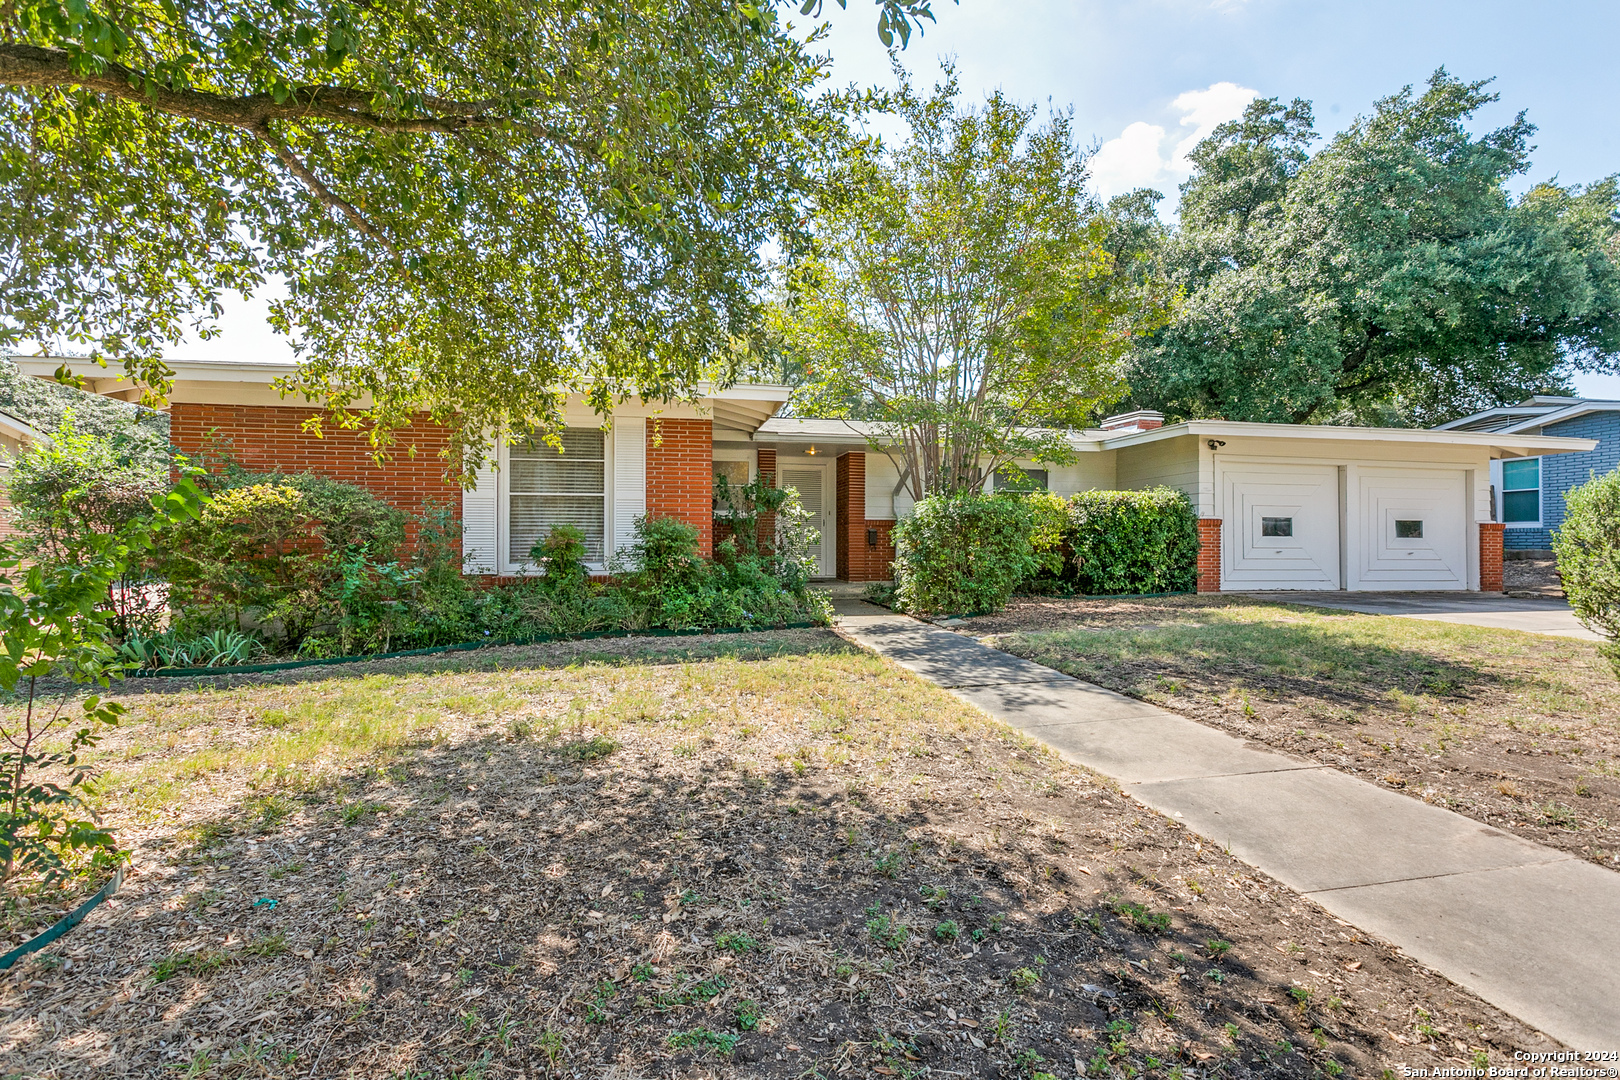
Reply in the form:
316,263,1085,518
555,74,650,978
0,864,125,971
126,620,825,680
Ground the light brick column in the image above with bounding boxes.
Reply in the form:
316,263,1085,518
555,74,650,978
1196,518,1222,593
1479,522,1505,592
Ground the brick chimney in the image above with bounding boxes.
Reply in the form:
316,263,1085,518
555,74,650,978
1100,409,1165,433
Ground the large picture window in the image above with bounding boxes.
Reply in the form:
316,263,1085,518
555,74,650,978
1500,458,1540,524
508,428,606,565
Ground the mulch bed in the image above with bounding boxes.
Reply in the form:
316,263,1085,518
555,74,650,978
0,641,1556,1076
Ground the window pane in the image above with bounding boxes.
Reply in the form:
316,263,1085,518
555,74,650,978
508,457,604,493
1395,519,1423,538
511,496,605,563
512,429,605,460
1501,458,1539,491
993,467,1048,491
1503,490,1540,523
1261,517,1293,537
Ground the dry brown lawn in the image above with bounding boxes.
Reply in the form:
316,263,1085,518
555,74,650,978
1,629,1558,1078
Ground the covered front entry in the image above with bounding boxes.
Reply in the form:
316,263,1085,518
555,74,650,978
778,462,836,578
1218,461,1342,590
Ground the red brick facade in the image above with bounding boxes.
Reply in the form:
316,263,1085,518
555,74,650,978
831,452,896,582
859,519,896,582
168,403,460,546
646,418,714,558
1196,518,1222,593
1479,522,1504,592
756,448,777,554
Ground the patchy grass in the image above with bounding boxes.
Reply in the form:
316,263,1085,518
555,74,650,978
972,596,1620,868
0,628,1553,1077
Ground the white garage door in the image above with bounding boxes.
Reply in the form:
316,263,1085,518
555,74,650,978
1219,463,1341,590
1351,468,1468,590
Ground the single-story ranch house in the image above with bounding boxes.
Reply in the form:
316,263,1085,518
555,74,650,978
1436,395,1620,555
15,358,1596,594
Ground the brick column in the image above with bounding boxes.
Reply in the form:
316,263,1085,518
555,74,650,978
756,448,777,555
1196,518,1222,593
1479,522,1504,592
835,452,866,581
645,418,714,558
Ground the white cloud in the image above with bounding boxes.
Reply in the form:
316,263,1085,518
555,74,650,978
1088,121,1169,199
1169,82,1259,170
1088,81,1258,201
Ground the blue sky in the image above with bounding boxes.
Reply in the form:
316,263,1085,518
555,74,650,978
188,0,1620,396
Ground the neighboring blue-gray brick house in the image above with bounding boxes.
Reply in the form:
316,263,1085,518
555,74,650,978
1436,397,1620,550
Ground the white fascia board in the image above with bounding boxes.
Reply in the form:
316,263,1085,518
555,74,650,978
9,355,297,384
0,410,48,446
1432,405,1551,431
1097,420,1596,457
1499,400,1620,434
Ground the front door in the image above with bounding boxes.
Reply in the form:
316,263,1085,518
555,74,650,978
780,464,835,578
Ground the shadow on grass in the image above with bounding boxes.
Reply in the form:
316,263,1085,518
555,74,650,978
110,627,860,697
1002,604,1512,708
30,721,1492,1080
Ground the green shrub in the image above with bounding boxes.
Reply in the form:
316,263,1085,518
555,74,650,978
1025,490,1070,580
531,524,589,596
5,410,171,635
1067,487,1197,595
1553,469,1620,676
892,493,1036,615
161,473,408,650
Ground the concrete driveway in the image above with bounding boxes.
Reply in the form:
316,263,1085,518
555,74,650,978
1238,591,1602,641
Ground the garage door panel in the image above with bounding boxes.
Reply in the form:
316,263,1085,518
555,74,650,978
1354,470,1467,590
1220,464,1340,589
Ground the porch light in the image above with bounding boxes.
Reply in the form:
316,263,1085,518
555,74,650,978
805,445,818,456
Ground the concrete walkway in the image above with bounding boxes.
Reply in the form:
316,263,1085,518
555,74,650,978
837,611,1620,1049
1240,591,1601,642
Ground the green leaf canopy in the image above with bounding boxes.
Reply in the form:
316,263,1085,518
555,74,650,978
0,1,941,473
1129,70,1620,426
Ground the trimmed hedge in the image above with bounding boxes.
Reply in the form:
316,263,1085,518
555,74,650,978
892,493,1037,616
1552,469,1620,677
1064,487,1199,595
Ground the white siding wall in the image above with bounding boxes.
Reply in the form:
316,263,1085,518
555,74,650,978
864,451,904,520
1115,439,1205,512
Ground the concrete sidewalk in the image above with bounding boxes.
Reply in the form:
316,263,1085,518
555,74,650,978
838,611,1620,1050
1240,591,1601,642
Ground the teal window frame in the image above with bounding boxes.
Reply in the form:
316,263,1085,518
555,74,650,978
1500,457,1541,525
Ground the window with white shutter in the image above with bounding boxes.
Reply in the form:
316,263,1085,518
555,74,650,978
508,429,606,565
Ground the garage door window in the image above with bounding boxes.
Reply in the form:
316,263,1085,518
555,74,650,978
1260,517,1293,537
1395,520,1424,539
1501,458,1540,524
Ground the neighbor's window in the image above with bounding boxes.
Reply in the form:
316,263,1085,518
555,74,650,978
1501,458,1541,524
1395,519,1424,539
1261,517,1293,537
992,467,1049,491
508,428,606,565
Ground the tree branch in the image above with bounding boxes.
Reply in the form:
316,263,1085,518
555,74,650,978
248,120,397,256
0,43,506,135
